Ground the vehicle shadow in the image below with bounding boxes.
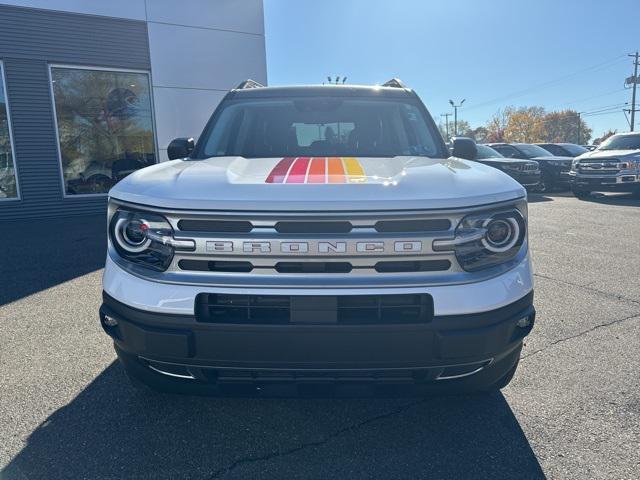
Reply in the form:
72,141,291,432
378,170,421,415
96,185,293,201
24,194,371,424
526,192,555,203
0,215,106,306
577,192,640,207
2,362,545,480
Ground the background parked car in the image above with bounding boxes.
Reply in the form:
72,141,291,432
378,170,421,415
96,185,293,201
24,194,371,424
453,138,540,189
536,143,588,158
486,143,573,192
570,131,640,198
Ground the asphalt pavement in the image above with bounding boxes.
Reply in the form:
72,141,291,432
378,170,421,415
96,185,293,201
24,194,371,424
1,192,639,480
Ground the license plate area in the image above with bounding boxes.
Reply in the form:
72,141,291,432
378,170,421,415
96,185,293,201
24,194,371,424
195,293,434,325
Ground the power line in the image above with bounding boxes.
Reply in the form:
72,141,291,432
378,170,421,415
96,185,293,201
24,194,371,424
464,54,627,112
551,88,627,109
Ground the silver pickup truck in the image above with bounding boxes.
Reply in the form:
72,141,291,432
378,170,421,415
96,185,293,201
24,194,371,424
570,132,640,198
100,79,535,395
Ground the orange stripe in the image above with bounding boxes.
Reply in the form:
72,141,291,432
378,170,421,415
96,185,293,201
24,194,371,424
327,157,345,183
307,157,326,183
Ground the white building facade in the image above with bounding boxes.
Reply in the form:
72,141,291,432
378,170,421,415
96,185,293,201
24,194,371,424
0,0,267,219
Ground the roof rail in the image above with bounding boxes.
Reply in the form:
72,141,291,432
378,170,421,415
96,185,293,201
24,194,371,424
235,79,264,90
381,78,406,89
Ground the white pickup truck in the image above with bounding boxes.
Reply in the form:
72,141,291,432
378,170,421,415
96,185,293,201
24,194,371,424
100,79,535,395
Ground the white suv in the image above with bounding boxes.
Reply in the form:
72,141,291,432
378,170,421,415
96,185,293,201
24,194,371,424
100,79,535,395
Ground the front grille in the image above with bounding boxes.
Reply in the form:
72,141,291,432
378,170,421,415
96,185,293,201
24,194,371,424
178,259,451,274
374,219,451,233
111,201,498,287
523,163,538,172
177,219,253,233
577,160,620,176
195,293,434,325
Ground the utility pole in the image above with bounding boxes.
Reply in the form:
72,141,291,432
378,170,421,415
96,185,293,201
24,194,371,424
629,52,639,131
577,112,581,145
449,99,465,136
440,113,452,139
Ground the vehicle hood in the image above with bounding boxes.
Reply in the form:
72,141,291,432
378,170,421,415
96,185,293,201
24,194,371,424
109,156,525,211
531,155,573,162
577,149,640,160
479,157,537,165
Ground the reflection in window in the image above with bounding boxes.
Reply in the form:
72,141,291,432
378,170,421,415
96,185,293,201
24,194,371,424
51,67,156,195
0,63,17,200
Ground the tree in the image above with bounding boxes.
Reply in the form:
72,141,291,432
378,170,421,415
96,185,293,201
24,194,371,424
466,126,489,143
485,107,514,143
593,129,617,145
540,110,592,144
504,107,546,143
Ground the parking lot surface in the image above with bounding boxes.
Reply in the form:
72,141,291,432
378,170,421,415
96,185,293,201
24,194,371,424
1,192,639,480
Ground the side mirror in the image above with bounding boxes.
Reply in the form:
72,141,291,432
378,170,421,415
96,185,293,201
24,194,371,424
451,137,477,160
167,137,195,160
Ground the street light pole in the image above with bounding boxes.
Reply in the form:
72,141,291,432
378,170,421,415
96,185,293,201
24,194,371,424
449,99,466,136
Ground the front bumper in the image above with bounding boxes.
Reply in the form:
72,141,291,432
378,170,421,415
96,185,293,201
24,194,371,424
102,253,534,390
569,172,640,192
506,171,541,187
101,290,534,381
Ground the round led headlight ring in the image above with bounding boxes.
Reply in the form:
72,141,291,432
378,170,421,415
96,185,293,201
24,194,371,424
481,216,520,253
114,217,151,253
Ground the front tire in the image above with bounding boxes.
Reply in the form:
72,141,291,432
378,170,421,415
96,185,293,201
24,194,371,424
571,187,591,199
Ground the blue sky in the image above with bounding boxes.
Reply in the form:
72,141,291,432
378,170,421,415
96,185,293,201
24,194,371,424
264,0,639,140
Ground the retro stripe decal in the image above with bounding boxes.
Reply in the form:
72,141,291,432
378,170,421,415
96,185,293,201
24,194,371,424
266,157,367,184
327,157,345,183
307,157,327,183
285,156,311,183
343,157,366,183
265,157,295,183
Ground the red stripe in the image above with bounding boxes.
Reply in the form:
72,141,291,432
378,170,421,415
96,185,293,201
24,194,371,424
285,157,310,183
265,157,295,183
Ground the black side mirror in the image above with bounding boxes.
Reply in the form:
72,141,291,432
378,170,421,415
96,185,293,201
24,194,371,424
451,137,477,160
167,137,195,160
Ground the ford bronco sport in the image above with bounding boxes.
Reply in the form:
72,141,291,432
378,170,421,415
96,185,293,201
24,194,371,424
100,79,535,395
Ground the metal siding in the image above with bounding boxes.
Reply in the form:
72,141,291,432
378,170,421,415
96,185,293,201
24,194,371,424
0,4,150,220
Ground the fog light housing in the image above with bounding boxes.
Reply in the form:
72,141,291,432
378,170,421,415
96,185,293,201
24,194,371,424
516,316,531,328
103,314,118,327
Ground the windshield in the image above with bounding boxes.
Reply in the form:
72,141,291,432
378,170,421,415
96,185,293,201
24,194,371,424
515,144,554,158
475,144,504,159
196,96,443,159
561,144,588,156
598,134,640,151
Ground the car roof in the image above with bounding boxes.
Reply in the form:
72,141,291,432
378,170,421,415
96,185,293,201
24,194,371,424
226,84,416,99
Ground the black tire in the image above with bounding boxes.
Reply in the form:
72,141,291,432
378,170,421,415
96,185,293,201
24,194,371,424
571,187,590,199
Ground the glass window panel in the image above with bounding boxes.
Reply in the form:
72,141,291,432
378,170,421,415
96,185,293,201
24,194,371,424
0,63,18,200
51,67,156,195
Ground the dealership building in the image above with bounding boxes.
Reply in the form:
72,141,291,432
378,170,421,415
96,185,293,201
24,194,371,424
0,0,267,220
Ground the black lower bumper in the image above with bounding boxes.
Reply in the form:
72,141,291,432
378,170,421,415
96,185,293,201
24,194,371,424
570,176,640,192
100,291,534,391
507,171,540,187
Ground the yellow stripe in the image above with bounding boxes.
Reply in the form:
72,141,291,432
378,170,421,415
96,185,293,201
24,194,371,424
343,157,366,183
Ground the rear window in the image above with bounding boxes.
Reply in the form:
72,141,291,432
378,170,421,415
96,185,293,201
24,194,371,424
196,96,443,159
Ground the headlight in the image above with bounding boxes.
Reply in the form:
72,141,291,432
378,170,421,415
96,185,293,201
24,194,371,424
501,164,522,172
109,209,195,271
547,160,569,167
571,159,580,172
434,205,527,272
